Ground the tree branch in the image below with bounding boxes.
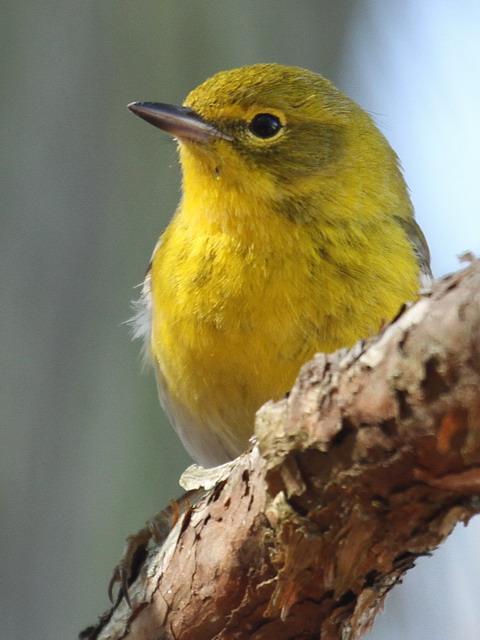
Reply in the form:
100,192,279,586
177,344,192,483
84,258,480,640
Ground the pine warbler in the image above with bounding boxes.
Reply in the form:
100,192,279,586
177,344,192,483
128,63,431,467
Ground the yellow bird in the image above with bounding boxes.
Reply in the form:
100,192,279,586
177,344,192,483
128,63,431,468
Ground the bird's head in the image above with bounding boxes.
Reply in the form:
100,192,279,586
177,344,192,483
129,63,406,224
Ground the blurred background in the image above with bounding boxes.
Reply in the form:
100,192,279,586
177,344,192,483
2,1,480,638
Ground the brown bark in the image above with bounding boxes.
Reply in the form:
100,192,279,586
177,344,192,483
84,259,480,640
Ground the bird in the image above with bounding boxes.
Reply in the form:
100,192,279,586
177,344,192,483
128,63,431,468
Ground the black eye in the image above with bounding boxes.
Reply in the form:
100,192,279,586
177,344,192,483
249,113,282,139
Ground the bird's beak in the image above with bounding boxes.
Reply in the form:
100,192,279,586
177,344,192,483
127,102,232,143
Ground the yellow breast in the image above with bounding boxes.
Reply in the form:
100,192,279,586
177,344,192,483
149,192,419,465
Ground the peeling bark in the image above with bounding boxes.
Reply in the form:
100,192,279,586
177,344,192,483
83,259,480,640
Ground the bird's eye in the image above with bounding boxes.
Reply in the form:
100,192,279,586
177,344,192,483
249,113,283,139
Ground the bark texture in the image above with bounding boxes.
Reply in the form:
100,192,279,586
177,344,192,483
84,259,480,640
